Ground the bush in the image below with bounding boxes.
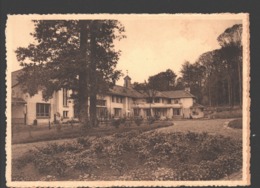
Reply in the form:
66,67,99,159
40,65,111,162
77,137,92,148
147,116,156,125
14,130,242,181
134,117,143,126
228,119,242,129
74,157,98,171
111,118,121,129
120,117,126,125
13,150,36,169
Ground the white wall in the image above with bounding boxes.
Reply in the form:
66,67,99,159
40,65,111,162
26,91,54,125
12,88,74,125
180,98,193,108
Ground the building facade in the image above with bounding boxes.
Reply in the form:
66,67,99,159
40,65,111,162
12,70,204,125
99,76,204,120
12,70,75,125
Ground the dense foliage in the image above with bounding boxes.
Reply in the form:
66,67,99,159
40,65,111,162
180,24,243,106
15,20,125,126
13,130,242,181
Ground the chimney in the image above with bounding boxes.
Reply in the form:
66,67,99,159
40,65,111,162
185,87,190,92
124,75,132,88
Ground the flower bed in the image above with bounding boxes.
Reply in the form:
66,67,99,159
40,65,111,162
12,130,242,181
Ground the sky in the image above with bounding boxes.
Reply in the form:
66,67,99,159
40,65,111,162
7,15,242,86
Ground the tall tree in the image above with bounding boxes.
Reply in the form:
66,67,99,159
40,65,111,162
16,20,125,127
180,61,205,103
194,24,243,107
217,24,242,106
148,69,177,91
174,77,185,90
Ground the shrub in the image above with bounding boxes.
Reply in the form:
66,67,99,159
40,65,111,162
120,117,126,125
111,118,121,129
147,116,156,125
134,117,143,126
91,141,105,154
74,157,98,171
228,119,242,129
77,137,92,148
13,150,36,169
14,130,242,181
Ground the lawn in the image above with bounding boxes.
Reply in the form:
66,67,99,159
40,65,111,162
12,118,243,181
12,120,173,144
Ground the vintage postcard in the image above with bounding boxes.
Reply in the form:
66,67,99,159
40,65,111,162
6,13,250,187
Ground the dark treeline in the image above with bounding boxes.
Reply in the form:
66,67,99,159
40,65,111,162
133,24,243,107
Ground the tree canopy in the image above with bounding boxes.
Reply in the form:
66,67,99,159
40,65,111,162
147,69,177,91
16,20,126,126
178,24,243,106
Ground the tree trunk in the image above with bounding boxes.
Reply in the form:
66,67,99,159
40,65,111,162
89,22,98,127
78,20,91,127
78,73,89,126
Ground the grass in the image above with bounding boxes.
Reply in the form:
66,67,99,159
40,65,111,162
157,119,242,140
228,119,242,129
12,121,173,144
206,109,242,119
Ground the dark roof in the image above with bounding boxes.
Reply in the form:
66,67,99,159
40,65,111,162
109,87,196,99
142,91,168,98
191,102,204,108
12,69,23,88
161,90,196,99
108,85,144,98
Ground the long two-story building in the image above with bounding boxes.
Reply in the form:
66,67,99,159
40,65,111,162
12,70,204,125
98,75,204,120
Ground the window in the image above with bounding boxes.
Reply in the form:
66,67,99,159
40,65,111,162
116,96,123,103
154,98,160,103
167,99,172,104
174,99,180,104
63,111,68,118
114,108,122,117
63,88,68,107
134,109,140,116
146,98,152,103
36,103,50,118
173,108,180,116
145,109,151,116
97,100,106,106
112,96,123,103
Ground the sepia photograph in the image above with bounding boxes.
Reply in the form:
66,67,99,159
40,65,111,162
5,14,250,187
